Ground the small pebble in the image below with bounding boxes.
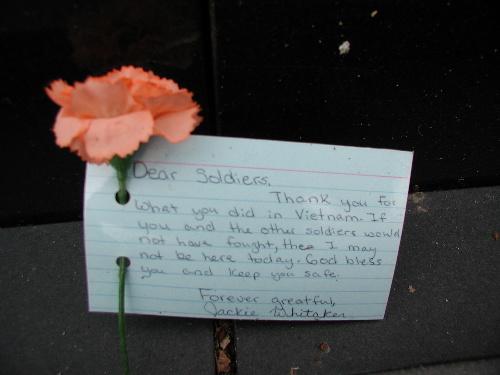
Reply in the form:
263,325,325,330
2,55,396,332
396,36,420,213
319,342,331,353
339,41,350,55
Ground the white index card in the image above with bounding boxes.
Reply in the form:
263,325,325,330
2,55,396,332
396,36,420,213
84,135,413,320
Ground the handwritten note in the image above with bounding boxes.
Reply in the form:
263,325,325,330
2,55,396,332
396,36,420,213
84,135,413,320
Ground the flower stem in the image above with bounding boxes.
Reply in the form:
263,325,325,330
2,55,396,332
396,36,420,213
116,168,128,204
110,155,133,204
118,256,130,375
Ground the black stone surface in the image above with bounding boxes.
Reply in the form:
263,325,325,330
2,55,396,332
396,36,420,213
235,186,500,375
211,0,500,191
2,1,500,226
371,357,500,375
0,222,215,375
1,0,214,226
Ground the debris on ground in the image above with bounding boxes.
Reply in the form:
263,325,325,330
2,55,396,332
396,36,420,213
410,192,425,205
216,350,231,373
214,321,236,374
339,41,350,55
371,10,378,18
410,192,428,213
492,231,500,240
319,342,331,353
408,285,417,294
290,367,300,375
219,335,231,351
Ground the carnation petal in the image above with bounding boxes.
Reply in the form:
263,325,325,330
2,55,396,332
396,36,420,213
46,80,74,107
71,79,135,118
105,66,180,92
153,106,202,143
53,110,90,147
69,137,91,162
132,81,171,100
143,90,195,116
83,111,154,163
105,66,153,82
155,78,180,92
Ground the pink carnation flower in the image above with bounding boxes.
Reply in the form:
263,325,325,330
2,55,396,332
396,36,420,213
46,66,202,164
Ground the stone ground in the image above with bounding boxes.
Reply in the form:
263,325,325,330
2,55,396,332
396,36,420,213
1,186,499,374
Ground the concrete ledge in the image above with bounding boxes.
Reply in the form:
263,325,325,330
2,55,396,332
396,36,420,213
0,222,215,375
1,186,499,374
235,187,500,375
370,357,500,375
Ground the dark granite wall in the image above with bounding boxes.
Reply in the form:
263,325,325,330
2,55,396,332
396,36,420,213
211,0,500,190
2,0,499,226
1,0,214,225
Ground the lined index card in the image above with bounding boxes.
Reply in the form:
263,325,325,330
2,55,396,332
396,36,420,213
84,135,413,320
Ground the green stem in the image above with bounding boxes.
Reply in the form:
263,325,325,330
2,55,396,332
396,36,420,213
110,155,133,205
118,257,130,375
116,167,128,205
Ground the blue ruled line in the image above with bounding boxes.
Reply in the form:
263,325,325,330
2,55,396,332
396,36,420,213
85,192,408,210
89,305,384,320
88,280,388,293
85,219,404,228
86,253,397,267
91,293,387,306
85,175,407,195
85,238,401,248
87,266,395,278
